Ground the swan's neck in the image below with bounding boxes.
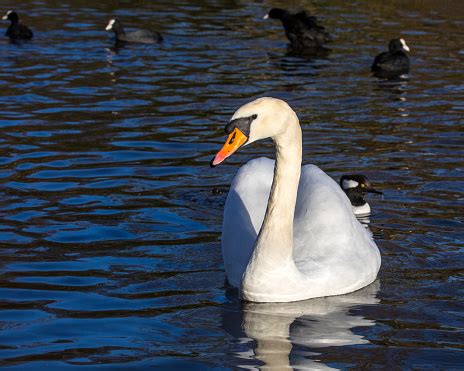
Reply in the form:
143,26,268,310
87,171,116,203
241,112,305,301
255,118,302,261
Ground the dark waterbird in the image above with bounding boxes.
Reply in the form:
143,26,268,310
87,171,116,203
2,10,33,40
263,8,331,54
340,174,382,216
371,38,410,79
105,18,163,44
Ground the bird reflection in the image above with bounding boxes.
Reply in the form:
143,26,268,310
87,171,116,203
373,78,410,117
224,281,379,369
373,77,409,98
357,214,371,226
285,45,331,59
106,40,127,55
265,50,331,75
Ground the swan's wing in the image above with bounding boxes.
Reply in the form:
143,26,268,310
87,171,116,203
293,165,380,280
223,161,380,289
222,157,274,287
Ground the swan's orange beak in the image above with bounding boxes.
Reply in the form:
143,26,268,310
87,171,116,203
210,128,248,167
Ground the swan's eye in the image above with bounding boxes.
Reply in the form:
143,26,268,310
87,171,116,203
225,114,258,136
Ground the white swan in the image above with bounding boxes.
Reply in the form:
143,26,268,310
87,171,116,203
211,97,381,303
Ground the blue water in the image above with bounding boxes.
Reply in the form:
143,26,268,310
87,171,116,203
0,0,463,369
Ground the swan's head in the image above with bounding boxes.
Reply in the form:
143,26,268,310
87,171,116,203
210,97,297,167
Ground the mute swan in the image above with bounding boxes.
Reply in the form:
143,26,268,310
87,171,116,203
340,174,382,217
211,97,381,303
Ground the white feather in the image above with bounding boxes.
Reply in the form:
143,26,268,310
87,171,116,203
353,202,371,216
105,19,115,31
2,10,12,20
342,179,359,189
400,38,410,52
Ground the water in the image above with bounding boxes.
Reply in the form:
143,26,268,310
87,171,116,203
0,0,463,369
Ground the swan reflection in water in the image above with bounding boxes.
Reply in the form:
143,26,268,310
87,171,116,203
224,281,379,369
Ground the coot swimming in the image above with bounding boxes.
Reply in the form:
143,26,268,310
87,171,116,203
371,38,410,78
263,8,331,53
2,11,33,40
105,18,162,44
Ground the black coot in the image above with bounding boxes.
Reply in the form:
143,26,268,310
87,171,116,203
263,8,331,53
105,19,162,44
371,38,410,78
2,11,33,40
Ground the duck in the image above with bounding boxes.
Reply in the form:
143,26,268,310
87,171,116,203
105,18,162,44
211,97,380,303
263,8,331,53
2,11,33,40
371,38,410,78
340,174,382,217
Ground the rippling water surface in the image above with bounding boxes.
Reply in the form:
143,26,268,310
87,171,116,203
0,0,463,369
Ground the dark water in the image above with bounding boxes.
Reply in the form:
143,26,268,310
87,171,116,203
0,0,463,369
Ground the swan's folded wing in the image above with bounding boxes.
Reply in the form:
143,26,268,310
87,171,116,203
293,165,373,275
222,161,380,289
